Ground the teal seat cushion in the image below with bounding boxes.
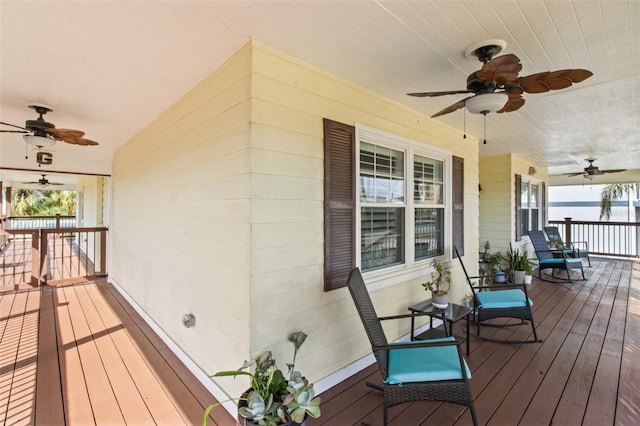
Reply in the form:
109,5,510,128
477,289,532,309
386,337,471,385
540,258,566,265
540,258,581,266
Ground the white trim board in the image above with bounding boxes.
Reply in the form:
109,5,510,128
107,277,442,417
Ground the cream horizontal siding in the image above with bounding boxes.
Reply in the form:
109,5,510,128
110,43,254,398
249,41,479,380
479,153,548,254
111,39,482,401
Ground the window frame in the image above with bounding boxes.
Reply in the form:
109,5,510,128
355,124,452,286
519,176,543,235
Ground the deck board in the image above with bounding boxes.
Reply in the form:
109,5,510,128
35,287,64,425
308,257,639,426
1,257,638,425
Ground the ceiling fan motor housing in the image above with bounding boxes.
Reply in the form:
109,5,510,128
466,72,496,94
25,118,55,132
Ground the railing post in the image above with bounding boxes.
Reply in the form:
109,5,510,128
55,214,61,229
564,217,573,247
30,231,41,286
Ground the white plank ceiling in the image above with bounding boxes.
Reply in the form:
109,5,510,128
1,1,638,187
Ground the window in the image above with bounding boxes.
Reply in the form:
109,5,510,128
323,119,464,290
357,125,449,273
516,175,544,240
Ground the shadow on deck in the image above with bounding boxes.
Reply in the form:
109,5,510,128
0,278,234,425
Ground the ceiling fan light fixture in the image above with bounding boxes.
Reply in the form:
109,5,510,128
465,92,509,114
23,134,56,147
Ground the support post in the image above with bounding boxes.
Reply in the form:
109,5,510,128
564,217,573,247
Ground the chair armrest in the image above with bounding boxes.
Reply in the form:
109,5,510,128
377,311,433,322
467,273,495,281
572,241,589,250
372,338,461,352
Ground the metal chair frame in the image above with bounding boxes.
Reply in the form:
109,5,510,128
455,247,542,345
346,267,478,426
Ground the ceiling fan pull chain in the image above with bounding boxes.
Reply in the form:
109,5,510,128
483,112,487,144
463,108,467,139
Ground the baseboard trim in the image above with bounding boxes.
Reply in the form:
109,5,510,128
107,276,441,417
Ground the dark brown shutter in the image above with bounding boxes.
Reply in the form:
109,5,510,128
515,174,522,241
323,118,355,291
452,156,464,257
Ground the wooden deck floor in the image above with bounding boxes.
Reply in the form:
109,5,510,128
309,257,640,426
1,257,638,425
0,279,235,426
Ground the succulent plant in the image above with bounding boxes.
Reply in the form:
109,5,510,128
205,331,321,426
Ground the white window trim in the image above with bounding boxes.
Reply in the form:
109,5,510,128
355,124,452,291
521,176,543,232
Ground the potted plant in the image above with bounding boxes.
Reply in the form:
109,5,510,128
422,258,452,309
523,256,536,284
505,244,526,284
205,331,321,426
483,249,506,283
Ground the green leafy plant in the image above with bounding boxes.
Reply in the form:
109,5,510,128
204,331,321,426
422,258,452,295
504,244,526,272
522,256,537,275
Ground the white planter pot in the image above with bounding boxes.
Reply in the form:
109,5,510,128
432,292,449,309
512,270,526,284
524,274,533,285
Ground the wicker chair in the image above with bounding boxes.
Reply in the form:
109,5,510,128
544,226,591,266
346,267,478,426
529,230,585,283
455,247,541,345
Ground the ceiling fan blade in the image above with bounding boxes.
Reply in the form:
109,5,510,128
74,137,99,146
601,169,626,174
408,90,472,97
517,72,552,93
0,121,29,131
505,86,524,95
44,128,84,142
431,97,470,118
476,54,522,84
518,69,593,93
44,128,99,146
496,93,525,113
565,172,586,177
565,69,593,83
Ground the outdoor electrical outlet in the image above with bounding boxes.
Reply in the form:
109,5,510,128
182,313,195,328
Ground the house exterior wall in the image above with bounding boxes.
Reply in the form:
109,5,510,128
110,43,253,397
110,40,481,402
479,153,547,255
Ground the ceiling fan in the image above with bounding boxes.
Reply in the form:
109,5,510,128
565,159,626,178
408,40,593,118
23,174,64,186
0,104,99,147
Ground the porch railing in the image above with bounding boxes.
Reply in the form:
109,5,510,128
6,214,76,229
1,218,107,287
548,217,640,258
